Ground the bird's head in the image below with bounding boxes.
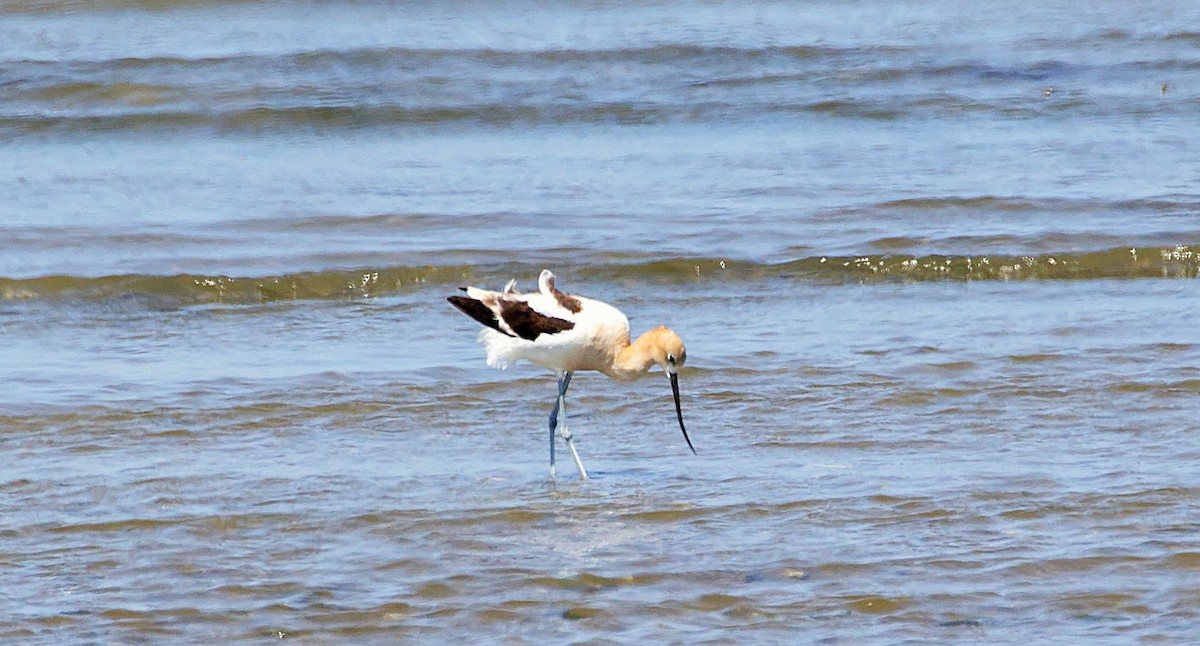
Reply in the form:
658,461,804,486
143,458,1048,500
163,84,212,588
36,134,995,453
644,326,694,455
647,326,688,376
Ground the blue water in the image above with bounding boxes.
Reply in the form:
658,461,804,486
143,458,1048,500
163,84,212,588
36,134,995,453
2,1,1199,643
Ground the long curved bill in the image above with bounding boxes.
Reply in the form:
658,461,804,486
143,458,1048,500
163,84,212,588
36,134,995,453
669,372,696,455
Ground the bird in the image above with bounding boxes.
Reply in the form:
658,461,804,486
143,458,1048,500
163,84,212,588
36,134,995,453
447,269,694,480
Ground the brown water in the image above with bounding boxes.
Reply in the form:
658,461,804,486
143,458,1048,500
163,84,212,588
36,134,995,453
4,0,1200,642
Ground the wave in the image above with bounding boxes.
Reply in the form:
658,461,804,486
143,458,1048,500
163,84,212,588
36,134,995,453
5,39,1194,137
5,95,1187,138
1,245,1194,306
0,104,674,136
10,42,1196,78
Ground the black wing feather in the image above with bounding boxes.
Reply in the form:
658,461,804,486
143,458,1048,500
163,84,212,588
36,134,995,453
498,299,575,341
447,296,512,337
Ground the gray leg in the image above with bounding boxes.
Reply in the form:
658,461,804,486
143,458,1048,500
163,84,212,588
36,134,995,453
548,371,587,480
548,371,569,479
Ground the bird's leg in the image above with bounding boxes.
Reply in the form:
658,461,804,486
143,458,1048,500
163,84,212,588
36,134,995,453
548,371,587,480
548,371,568,480
558,372,588,480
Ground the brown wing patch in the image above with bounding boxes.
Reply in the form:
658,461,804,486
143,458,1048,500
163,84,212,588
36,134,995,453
499,299,575,341
553,290,583,314
448,296,513,337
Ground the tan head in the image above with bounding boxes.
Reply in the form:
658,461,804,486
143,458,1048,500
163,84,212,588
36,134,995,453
635,326,694,455
642,325,688,375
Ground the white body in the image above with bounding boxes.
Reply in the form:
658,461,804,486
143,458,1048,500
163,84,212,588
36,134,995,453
476,291,636,379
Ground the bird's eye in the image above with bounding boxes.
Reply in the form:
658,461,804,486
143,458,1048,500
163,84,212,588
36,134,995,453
667,354,676,365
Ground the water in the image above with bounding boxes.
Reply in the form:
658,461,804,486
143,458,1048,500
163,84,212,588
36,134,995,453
2,0,1199,642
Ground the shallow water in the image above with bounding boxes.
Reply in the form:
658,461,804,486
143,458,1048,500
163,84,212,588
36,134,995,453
3,0,1200,643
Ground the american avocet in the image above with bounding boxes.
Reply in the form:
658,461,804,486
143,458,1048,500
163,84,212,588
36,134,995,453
448,269,694,480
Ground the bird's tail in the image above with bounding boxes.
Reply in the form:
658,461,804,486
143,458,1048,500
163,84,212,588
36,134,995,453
480,329,515,370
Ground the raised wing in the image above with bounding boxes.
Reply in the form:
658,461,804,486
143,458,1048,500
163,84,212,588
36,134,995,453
448,273,577,342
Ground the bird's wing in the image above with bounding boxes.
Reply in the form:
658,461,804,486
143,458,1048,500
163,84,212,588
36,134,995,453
537,270,583,314
449,283,576,342
497,292,576,341
448,294,509,336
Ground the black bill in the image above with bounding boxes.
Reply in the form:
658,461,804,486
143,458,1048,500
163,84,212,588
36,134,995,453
669,372,696,455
